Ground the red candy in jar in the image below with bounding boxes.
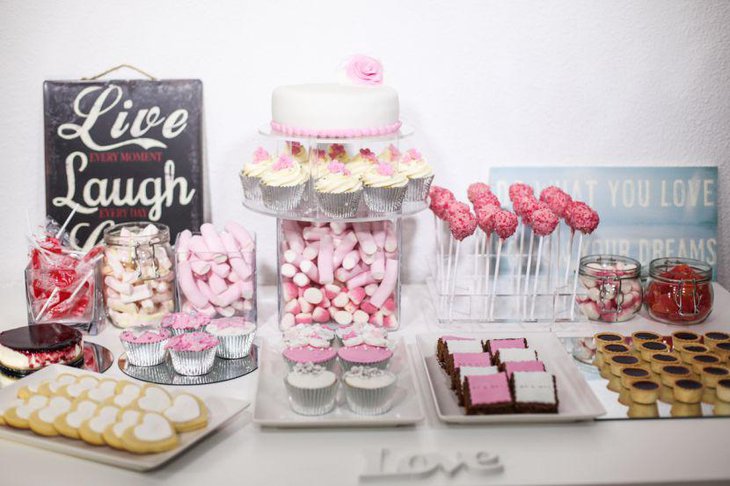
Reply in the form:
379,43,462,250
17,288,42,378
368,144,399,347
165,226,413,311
644,258,713,325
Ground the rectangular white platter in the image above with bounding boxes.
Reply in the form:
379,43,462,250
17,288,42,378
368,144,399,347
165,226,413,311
416,332,606,424
0,365,249,471
253,338,425,427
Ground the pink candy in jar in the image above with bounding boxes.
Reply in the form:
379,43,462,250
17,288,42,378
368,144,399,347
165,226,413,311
576,255,642,322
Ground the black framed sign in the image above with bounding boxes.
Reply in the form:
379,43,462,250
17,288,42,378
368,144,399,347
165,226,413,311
44,79,205,249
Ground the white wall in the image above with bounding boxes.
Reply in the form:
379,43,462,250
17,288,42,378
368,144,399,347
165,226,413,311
1,0,729,296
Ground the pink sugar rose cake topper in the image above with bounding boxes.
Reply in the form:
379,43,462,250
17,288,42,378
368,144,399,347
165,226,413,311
401,148,422,163
252,146,270,163
327,160,351,176
375,161,395,176
273,154,294,171
345,54,384,86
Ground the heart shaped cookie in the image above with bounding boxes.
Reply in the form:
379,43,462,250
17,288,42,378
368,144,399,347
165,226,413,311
63,376,99,399
121,412,179,453
103,409,141,450
4,395,49,429
82,379,118,403
29,396,72,436
38,373,76,396
163,393,208,432
108,382,142,408
78,405,120,446
54,399,98,440
135,386,172,413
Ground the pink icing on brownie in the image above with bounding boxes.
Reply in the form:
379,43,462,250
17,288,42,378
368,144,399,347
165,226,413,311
467,372,511,405
161,312,211,330
452,352,492,369
120,326,171,344
165,332,218,352
489,338,526,352
337,344,393,364
283,346,337,364
503,360,546,377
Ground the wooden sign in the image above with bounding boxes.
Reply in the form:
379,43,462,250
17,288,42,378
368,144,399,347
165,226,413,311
44,79,205,249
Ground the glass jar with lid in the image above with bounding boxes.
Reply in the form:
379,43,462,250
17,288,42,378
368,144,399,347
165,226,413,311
102,222,176,328
577,255,642,322
645,257,713,326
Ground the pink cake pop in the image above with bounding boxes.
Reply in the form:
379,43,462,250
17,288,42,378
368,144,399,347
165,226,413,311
429,186,455,219
540,186,573,218
449,211,477,241
570,204,600,235
513,196,538,222
473,191,500,210
467,183,491,205
531,208,559,236
509,183,534,202
476,204,500,235
493,210,518,240
446,201,471,219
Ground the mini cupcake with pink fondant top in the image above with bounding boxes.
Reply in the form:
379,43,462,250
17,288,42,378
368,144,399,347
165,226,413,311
362,161,409,212
398,148,434,202
161,312,210,336
206,317,256,359
260,154,309,211
283,345,337,372
337,331,394,372
315,160,364,218
119,326,172,367
165,331,219,376
240,146,273,200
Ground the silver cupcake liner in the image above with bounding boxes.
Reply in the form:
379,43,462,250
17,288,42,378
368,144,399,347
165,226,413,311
216,331,256,359
339,356,391,373
284,377,338,415
344,379,397,415
363,185,407,213
261,183,306,211
121,339,168,367
240,173,262,201
316,189,363,218
168,347,217,375
284,355,337,372
168,326,207,336
405,175,435,202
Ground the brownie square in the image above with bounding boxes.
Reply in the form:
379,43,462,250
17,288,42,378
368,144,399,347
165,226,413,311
446,351,492,375
462,372,514,415
451,365,499,404
510,371,559,414
437,336,475,365
494,348,538,366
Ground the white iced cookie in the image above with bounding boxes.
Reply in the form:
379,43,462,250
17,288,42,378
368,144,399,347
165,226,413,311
80,379,118,403
135,386,172,413
29,396,72,436
54,399,98,439
121,412,179,454
3,395,49,429
103,409,141,450
0,398,23,426
17,380,47,400
79,405,121,446
62,376,99,400
108,382,142,408
38,373,77,396
163,394,208,432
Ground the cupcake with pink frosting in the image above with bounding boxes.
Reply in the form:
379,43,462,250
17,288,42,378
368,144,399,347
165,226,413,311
315,161,363,218
119,326,172,367
206,317,256,359
362,161,409,212
337,331,394,372
398,148,434,202
240,147,273,201
347,148,379,178
161,312,211,336
283,344,337,372
260,154,309,211
165,331,219,376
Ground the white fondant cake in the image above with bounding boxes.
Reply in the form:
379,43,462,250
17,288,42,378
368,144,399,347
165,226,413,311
271,83,400,137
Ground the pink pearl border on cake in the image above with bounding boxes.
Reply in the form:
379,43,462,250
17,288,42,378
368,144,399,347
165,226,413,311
270,121,403,138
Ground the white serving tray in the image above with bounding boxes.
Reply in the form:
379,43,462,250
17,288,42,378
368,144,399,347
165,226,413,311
253,338,425,427
0,365,249,471
416,332,606,424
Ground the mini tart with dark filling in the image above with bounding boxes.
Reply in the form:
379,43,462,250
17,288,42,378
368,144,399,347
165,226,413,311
638,341,669,361
678,344,710,363
699,365,730,388
631,331,663,348
628,380,660,404
649,352,681,374
602,343,631,359
711,342,730,360
716,378,730,402
620,366,651,388
659,365,692,387
703,332,730,347
594,332,625,350
689,354,721,374
673,378,704,404
608,354,642,377
671,331,701,349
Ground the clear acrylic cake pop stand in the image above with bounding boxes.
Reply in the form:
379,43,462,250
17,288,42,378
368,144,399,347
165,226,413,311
242,125,428,331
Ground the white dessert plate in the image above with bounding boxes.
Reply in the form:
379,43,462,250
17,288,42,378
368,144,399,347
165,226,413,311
416,332,606,424
0,365,249,471
253,338,425,427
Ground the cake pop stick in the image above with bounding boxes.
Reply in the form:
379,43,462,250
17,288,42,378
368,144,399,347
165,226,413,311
540,186,572,289
489,210,518,321
446,207,477,321
568,202,600,319
429,186,455,296
529,208,560,320
476,204,499,316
